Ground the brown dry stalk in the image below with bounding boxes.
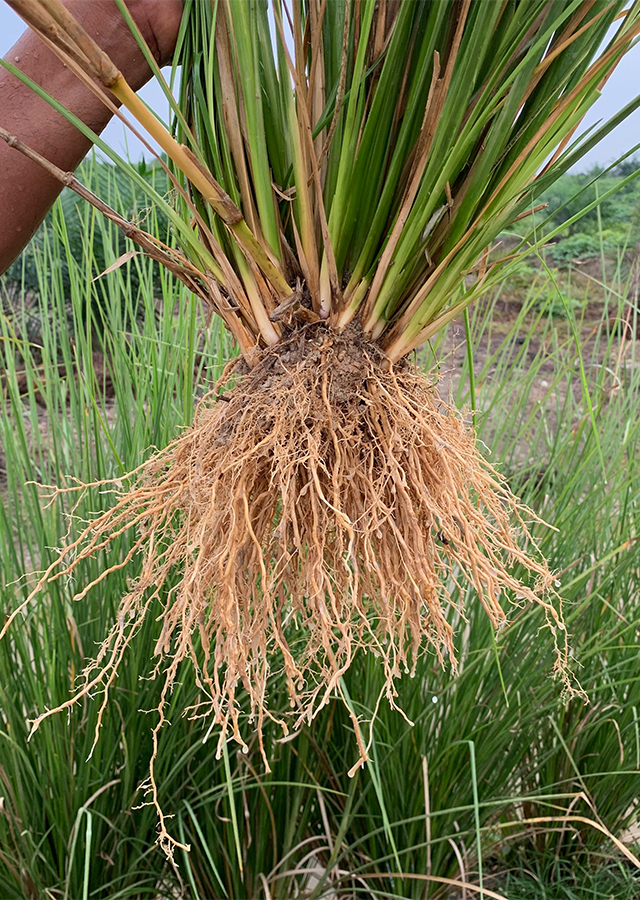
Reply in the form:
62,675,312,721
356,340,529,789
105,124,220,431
12,324,570,855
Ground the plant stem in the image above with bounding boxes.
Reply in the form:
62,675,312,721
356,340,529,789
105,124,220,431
109,77,290,300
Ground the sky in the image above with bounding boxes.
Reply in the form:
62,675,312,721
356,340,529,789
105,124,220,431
1,4,640,171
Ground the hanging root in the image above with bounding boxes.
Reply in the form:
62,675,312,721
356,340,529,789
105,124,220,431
16,323,568,801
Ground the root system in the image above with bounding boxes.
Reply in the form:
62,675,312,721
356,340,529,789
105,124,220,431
7,323,568,850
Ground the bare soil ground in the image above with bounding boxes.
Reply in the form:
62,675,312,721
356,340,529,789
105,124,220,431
438,262,639,464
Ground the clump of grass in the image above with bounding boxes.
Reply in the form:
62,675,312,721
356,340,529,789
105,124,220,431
490,857,640,900
3,0,640,857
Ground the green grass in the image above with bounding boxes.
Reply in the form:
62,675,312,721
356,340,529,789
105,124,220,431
2,157,171,305
492,857,640,899
510,157,640,253
10,0,640,364
1,165,640,898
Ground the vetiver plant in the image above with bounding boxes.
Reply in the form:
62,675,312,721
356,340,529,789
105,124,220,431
3,213,640,897
2,0,640,856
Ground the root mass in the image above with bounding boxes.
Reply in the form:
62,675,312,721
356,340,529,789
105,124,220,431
21,323,566,777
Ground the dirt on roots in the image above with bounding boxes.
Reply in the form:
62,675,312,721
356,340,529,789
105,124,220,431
9,322,568,843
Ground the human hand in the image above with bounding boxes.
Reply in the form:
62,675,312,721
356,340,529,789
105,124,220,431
130,0,184,67
0,0,184,274
59,0,183,87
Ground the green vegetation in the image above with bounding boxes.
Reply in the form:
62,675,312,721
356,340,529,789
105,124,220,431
1,160,639,899
543,158,640,238
7,1,640,357
5,154,640,326
2,158,170,309
509,157,640,267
